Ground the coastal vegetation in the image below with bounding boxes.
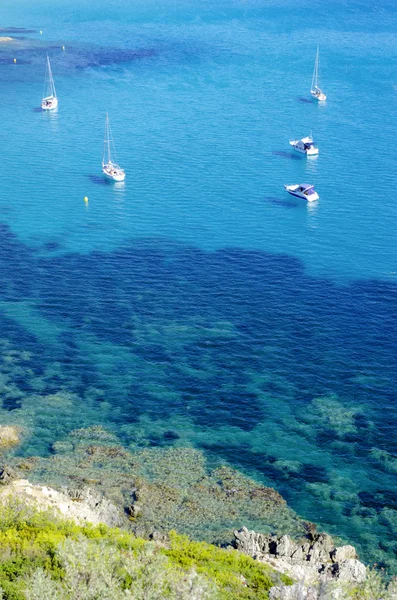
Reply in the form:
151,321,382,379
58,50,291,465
0,498,396,598
0,500,291,599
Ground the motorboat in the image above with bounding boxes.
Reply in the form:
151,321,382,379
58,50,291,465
289,135,319,156
102,113,125,182
41,55,58,111
284,183,319,202
310,47,326,102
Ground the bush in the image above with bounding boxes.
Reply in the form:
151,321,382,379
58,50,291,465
0,500,289,599
165,531,292,599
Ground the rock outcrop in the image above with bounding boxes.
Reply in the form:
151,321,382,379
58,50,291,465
0,479,125,528
234,526,366,597
0,426,20,448
269,583,320,599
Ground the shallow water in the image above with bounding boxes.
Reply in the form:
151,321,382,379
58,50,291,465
1,0,397,570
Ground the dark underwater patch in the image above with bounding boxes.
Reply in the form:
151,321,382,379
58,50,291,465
42,241,62,252
0,28,37,34
70,47,158,70
358,490,397,513
163,430,180,441
87,174,109,186
0,223,396,567
264,196,297,208
294,463,329,484
272,150,301,160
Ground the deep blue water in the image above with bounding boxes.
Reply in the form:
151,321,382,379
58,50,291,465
1,0,397,570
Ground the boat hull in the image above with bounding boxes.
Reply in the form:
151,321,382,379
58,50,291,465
310,91,326,102
284,185,319,202
290,143,319,156
286,190,319,202
41,96,58,111
102,168,125,182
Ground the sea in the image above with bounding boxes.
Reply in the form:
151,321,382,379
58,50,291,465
1,0,397,570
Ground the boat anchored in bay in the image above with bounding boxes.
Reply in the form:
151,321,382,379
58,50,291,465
284,183,319,202
41,55,58,111
310,47,326,102
102,113,125,182
289,135,319,156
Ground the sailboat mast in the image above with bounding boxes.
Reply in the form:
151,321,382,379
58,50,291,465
107,114,112,163
103,113,112,165
312,47,319,89
46,56,57,98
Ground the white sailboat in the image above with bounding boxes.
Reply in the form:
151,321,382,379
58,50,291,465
102,113,125,182
41,55,58,111
310,47,326,102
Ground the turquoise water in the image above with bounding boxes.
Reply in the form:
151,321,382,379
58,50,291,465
1,0,397,569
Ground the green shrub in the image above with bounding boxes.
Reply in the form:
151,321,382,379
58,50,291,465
25,537,215,600
0,500,293,599
165,531,292,599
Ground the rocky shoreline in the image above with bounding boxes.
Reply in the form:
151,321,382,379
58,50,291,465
0,476,369,598
234,526,367,598
0,424,375,598
0,425,308,545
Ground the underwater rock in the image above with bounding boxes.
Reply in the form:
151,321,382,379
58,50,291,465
8,426,306,545
0,479,125,527
0,425,20,448
234,527,366,585
304,396,361,439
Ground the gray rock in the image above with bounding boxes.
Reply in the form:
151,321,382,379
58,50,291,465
0,479,126,529
0,465,17,484
234,527,367,587
331,545,357,563
234,526,271,556
277,535,298,558
328,559,366,583
308,533,334,563
269,583,318,599
64,486,125,528
127,503,142,518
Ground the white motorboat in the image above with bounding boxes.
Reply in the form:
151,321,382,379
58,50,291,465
289,135,319,156
284,183,319,202
41,55,58,111
310,47,326,102
102,113,125,182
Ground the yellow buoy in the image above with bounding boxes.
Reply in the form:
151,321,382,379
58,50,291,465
40,30,43,35
84,197,88,202
13,58,16,63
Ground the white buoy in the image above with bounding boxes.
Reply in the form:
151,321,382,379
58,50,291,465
62,46,65,51
40,30,43,35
